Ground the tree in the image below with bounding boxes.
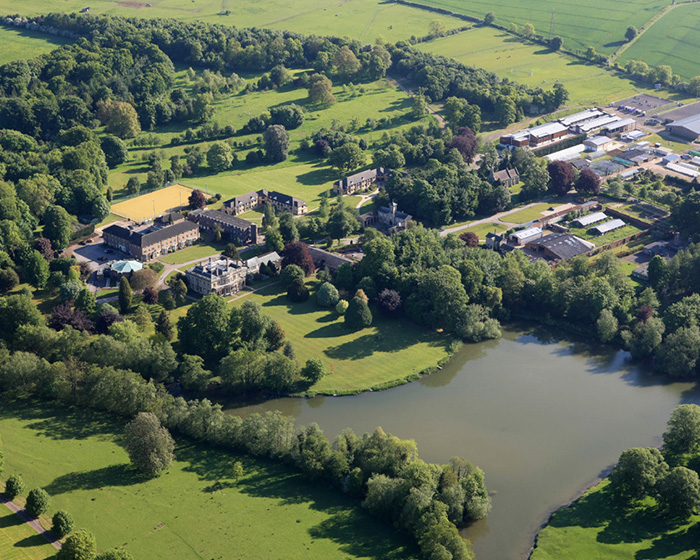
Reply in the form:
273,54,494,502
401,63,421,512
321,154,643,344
33,238,54,262
287,278,310,302
206,142,233,172
43,205,73,250
345,296,372,330
302,358,327,383
188,189,207,209
547,161,575,196
483,11,495,25
316,282,340,307
282,242,315,275
123,412,175,476
495,96,517,126
609,447,668,501
428,20,447,37
549,36,563,50
336,300,349,314
377,289,402,317
155,310,173,340
647,254,669,290
574,168,601,195
223,243,240,260
521,23,535,37
265,229,284,253
118,277,132,314
447,127,477,163
232,461,244,484
58,529,97,560
327,202,360,241
177,354,211,391
329,143,365,173
596,309,618,342
657,467,700,519
52,510,75,538
0,268,19,294
263,125,290,162
4,474,25,500
97,99,141,139
177,293,232,360
308,74,336,106
663,404,700,457
460,232,479,248
333,46,361,79
25,488,50,518
142,285,158,305
100,136,128,168
126,176,141,195
373,146,405,169
656,326,700,378
688,76,700,97
278,213,299,243
411,94,429,119
625,26,638,42
22,250,49,288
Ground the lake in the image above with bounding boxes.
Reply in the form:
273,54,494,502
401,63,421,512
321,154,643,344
226,325,700,559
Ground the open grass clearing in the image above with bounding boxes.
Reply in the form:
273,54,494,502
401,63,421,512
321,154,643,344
111,184,194,222
417,0,669,54
573,223,645,246
531,479,700,560
158,241,227,265
501,202,564,225
230,282,453,394
418,28,660,106
0,509,55,560
0,26,69,65
0,399,418,560
457,221,507,240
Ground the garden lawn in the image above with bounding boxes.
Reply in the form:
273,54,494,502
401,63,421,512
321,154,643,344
0,399,418,560
158,242,227,265
417,0,668,54
500,203,563,225
230,283,453,394
0,509,55,560
531,480,700,560
456,222,507,240
0,27,69,65
418,28,657,106
619,2,700,81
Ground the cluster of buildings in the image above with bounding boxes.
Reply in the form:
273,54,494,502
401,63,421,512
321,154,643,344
185,252,281,297
333,168,389,195
223,189,308,216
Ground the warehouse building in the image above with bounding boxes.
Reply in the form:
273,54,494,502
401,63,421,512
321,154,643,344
584,136,613,152
665,114,700,141
571,115,621,135
500,122,568,147
526,233,594,261
558,109,607,128
604,118,636,135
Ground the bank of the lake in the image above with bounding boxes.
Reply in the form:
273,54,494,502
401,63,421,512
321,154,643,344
225,325,700,560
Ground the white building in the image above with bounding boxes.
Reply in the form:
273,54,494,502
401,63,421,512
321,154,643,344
508,226,543,245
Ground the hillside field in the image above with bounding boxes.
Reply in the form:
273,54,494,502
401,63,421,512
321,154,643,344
619,2,700,81
418,28,655,106
0,399,418,560
0,0,464,43
0,509,55,560
0,26,68,65
416,0,669,54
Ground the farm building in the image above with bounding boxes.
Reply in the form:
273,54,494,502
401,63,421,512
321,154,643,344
545,144,586,162
662,153,681,165
558,109,607,128
665,114,700,141
603,118,636,135
490,168,520,188
584,136,613,152
500,122,568,147
526,233,594,261
508,226,543,246
590,219,626,235
571,115,621,135
572,212,607,227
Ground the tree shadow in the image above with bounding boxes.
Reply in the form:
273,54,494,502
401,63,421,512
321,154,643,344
0,511,23,529
547,485,623,530
597,505,681,545
635,522,700,559
14,534,52,549
43,464,141,496
604,40,626,48
295,166,338,186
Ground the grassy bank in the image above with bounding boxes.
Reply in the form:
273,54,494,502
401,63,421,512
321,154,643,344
230,282,454,394
0,399,418,560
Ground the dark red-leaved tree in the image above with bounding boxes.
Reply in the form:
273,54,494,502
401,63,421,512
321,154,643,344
377,289,402,317
142,286,159,305
447,126,477,163
33,238,54,262
459,231,479,247
96,309,124,334
188,189,207,209
49,303,95,332
636,304,654,323
547,160,575,196
575,168,601,195
281,242,315,276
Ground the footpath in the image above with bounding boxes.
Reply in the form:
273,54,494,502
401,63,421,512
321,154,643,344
0,493,62,550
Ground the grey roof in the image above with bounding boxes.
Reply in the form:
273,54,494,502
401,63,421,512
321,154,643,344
378,206,410,220
668,113,700,134
266,190,306,208
308,246,354,269
111,260,143,274
527,233,594,260
335,168,386,188
492,168,519,182
103,220,198,247
224,191,260,206
573,212,607,227
245,251,281,269
188,209,254,229
591,219,626,234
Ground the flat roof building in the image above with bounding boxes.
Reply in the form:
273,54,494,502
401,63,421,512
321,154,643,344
572,115,621,134
584,136,612,152
558,109,607,127
603,118,636,135
590,219,626,235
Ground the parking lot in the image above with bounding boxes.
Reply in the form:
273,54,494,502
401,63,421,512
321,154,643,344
615,93,673,113
70,235,131,289
656,100,700,122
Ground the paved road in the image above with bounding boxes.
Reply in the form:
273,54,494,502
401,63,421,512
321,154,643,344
439,200,552,237
1,494,62,550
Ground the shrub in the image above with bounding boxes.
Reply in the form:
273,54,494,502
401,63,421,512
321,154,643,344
287,278,310,302
336,300,349,315
302,358,327,383
4,474,25,500
52,510,75,538
25,488,50,518
316,282,340,308
345,296,372,330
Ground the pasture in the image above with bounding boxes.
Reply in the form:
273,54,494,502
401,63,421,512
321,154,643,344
418,28,654,106
619,2,700,80
417,0,669,54
111,184,194,222
0,0,463,43
0,399,418,560
231,282,453,394
0,27,68,65
0,509,55,560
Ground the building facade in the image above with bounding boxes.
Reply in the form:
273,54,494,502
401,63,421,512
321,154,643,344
223,189,307,216
103,221,200,261
333,168,389,195
187,209,259,245
185,257,248,297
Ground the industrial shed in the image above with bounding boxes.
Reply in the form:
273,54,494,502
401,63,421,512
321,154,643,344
590,219,626,235
508,226,543,245
665,114,700,141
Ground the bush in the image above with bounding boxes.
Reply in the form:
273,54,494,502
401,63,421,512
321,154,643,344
302,358,327,383
25,488,50,518
316,282,340,308
4,474,25,500
345,296,372,330
336,300,349,315
52,510,75,538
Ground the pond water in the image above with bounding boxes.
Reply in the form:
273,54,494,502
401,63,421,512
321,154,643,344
226,326,700,560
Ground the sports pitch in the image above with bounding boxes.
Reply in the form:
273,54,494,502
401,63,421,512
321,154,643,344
111,184,194,222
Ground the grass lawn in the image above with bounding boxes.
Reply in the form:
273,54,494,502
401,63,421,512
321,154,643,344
456,222,507,240
619,2,700,81
501,203,563,225
0,509,56,560
574,224,644,246
230,283,453,394
111,184,194,222
97,213,122,229
531,479,700,560
644,133,695,154
158,242,227,265
0,399,418,560
96,288,118,300
418,28,660,106
0,27,69,65
417,0,668,54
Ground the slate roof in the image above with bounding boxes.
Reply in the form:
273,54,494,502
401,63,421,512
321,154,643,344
188,209,254,229
527,233,594,260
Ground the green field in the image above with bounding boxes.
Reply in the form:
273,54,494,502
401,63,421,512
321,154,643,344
0,27,69,66
158,241,226,265
531,480,700,560
456,221,507,240
620,3,700,80
231,283,453,394
0,509,55,560
418,28,656,106
0,0,463,43
0,399,417,560
418,0,669,54
574,223,644,247
500,202,564,225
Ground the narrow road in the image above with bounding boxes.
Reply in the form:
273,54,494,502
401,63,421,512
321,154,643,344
439,199,553,237
1,494,62,550
354,189,379,209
